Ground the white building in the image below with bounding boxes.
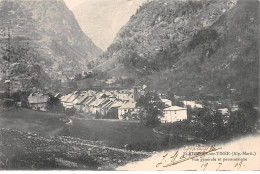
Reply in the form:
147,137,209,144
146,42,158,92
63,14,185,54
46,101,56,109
182,101,203,109
162,106,188,123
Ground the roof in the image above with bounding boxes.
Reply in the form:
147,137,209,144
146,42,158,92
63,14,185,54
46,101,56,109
89,98,105,107
119,102,136,109
67,94,80,103
28,93,49,104
96,93,106,99
54,93,62,98
110,100,124,108
61,93,73,102
83,97,96,106
99,99,111,107
73,94,89,105
100,99,114,109
164,106,187,111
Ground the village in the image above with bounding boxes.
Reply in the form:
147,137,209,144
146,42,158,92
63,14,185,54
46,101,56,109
25,85,237,124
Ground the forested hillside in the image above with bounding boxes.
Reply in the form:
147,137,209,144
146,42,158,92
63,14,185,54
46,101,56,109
96,0,259,104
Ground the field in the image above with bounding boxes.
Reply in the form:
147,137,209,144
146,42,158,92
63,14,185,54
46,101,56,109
0,108,66,137
0,108,167,151
69,118,166,151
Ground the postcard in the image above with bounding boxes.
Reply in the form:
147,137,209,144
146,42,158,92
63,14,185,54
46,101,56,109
0,0,259,171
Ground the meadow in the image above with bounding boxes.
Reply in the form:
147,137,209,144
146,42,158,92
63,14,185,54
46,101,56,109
69,118,166,151
0,108,66,137
0,108,167,151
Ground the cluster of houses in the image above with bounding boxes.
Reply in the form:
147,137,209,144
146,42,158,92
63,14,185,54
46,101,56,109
26,88,240,124
60,88,142,120
26,87,189,123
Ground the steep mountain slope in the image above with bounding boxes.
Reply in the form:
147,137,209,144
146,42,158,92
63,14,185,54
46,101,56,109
0,0,102,91
97,0,259,104
73,0,147,51
167,0,259,103
97,0,237,72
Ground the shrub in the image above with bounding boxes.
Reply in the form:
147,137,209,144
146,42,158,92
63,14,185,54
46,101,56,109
188,28,218,50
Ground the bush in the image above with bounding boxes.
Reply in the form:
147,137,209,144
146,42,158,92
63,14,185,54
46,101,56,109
65,108,76,117
188,28,218,50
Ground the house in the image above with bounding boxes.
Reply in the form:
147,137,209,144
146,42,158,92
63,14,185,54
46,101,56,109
115,90,133,101
73,94,90,112
60,91,80,109
161,99,172,107
60,93,73,106
88,98,106,114
115,88,141,102
82,96,96,113
66,92,80,106
106,100,124,118
118,102,139,120
99,99,115,116
28,93,50,111
162,106,188,123
182,101,203,109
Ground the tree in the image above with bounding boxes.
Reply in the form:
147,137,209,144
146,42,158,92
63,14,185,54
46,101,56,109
136,92,165,127
227,101,258,134
197,106,225,140
65,108,76,117
48,95,65,112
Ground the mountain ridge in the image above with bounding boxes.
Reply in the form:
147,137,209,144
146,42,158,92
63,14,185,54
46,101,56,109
95,0,259,104
0,0,102,91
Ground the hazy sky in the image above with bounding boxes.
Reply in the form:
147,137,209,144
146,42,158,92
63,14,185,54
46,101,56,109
64,0,86,10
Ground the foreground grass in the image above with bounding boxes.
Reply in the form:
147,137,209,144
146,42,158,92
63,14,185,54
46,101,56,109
0,108,66,136
68,119,167,151
0,108,168,151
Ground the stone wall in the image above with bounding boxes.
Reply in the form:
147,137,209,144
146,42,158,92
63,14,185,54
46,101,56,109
0,129,151,170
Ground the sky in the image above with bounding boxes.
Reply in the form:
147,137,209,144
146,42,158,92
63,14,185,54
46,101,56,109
64,0,87,10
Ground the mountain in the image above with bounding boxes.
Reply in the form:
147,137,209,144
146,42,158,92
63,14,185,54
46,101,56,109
0,0,102,91
72,0,147,51
96,0,259,104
